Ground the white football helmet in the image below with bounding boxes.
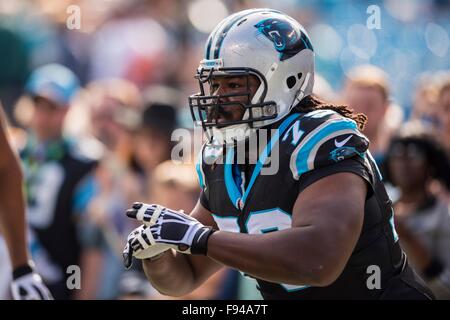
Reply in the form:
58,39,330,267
189,8,315,145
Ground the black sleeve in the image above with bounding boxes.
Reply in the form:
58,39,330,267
199,189,211,212
297,157,373,197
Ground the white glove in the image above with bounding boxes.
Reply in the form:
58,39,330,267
11,264,53,300
123,202,216,268
123,225,171,269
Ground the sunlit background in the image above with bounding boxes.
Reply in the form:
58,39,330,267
1,0,449,119
1,0,450,300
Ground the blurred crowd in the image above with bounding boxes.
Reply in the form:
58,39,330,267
0,0,450,299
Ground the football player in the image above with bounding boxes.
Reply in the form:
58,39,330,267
0,105,52,300
123,9,433,299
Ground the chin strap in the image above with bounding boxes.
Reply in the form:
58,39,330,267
293,72,312,106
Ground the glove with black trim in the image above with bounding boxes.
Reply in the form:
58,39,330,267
11,263,53,300
124,202,216,263
123,224,171,269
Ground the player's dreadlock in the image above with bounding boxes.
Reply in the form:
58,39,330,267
294,94,367,131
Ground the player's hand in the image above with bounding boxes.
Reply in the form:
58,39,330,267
11,264,53,300
123,224,171,269
125,202,216,255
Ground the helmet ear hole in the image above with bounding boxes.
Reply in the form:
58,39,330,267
286,76,296,89
297,73,303,79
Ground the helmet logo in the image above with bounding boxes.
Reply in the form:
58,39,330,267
255,18,313,61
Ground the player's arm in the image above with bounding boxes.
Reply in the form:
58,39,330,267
207,171,366,286
125,116,369,289
0,106,52,299
140,200,224,297
126,171,366,289
0,106,29,270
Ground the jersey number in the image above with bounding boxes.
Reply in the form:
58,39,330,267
213,208,310,292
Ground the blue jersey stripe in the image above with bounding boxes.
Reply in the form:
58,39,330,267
195,148,205,189
222,113,301,210
241,113,301,204
224,147,242,208
295,119,358,177
196,162,205,189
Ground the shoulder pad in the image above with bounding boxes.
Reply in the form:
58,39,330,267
281,110,369,180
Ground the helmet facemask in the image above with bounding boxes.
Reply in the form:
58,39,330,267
189,64,278,145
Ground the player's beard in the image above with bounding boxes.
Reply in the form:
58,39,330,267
206,104,245,125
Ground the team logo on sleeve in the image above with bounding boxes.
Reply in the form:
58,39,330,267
255,18,313,61
330,146,365,162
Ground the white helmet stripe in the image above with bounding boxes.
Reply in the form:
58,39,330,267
208,11,243,60
211,9,282,60
205,13,234,59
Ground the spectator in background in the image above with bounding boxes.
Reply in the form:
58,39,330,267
0,103,52,300
342,65,402,170
411,75,441,135
133,102,177,183
116,102,179,300
19,64,98,299
78,78,144,299
88,3,175,88
437,76,450,155
0,25,29,121
410,74,450,203
385,125,450,299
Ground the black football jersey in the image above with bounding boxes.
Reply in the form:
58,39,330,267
20,137,98,299
197,109,433,299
